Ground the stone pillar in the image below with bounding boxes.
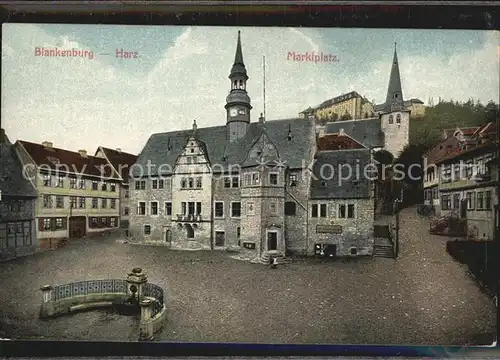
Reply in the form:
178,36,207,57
139,299,154,341
39,285,54,318
126,267,148,303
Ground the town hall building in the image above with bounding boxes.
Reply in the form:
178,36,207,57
128,32,407,263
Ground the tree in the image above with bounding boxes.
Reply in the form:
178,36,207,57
340,111,353,121
393,143,428,186
374,149,394,166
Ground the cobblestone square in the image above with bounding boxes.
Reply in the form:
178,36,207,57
0,208,495,345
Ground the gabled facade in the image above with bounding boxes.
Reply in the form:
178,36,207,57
0,129,37,260
94,146,138,228
128,31,375,263
14,140,121,248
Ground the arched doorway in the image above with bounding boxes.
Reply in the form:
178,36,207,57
185,224,194,239
165,229,172,243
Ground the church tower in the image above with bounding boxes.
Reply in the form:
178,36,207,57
384,42,405,112
380,43,411,158
225,31,252,142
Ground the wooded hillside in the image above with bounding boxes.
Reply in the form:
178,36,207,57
409,99,498,148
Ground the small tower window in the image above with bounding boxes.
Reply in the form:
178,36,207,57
396,114,401,124
393,93,398,99
388,115,394,124
233,80,238,89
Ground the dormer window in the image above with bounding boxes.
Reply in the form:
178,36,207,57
388,115,394,124
396,114,401,124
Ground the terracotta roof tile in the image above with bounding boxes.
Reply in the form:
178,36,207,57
17,140,120,180
317,133,366,151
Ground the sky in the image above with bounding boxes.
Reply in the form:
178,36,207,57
1,24,499,155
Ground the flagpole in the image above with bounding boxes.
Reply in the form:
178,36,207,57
263,55,266,120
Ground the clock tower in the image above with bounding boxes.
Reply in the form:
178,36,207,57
225,30,252,143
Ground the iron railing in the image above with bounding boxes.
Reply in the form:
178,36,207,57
53,279,127,301
143,282,164,318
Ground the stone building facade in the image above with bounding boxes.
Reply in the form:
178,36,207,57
0,129,38,260
128,31,375,262
14,140,121,248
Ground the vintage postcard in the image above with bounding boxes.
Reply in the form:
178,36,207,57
0,23,498,345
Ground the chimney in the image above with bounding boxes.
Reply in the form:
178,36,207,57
258,112,265,123
78,149,87,157
192,119,197,131
42,141,53,148
339,128,345,136
116,148,122,153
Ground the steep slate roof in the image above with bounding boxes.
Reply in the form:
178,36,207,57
131,118,315,177
0,143,36,198
98,147,138,183
317,133,366,151
310,149,372,199
325,118,384,149
17,140,120,179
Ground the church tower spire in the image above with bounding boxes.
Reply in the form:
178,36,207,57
225,30,252,142
384,42,404,111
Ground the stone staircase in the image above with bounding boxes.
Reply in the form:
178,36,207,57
373,237,395,259
259,253,290,265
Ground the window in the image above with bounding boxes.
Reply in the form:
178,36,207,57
214,202,224,218
43,218,51,230
224,177,231,188
224,176,239,188
465,161,473,178
485,191,491,210
110,183,116,192
269,173,278,185
339,204,347,218
284,201,296,216
78,178,86,189
101,182,107,191
311,204,318,218
321,180,327,187
135,180,146,190
144,225,151,235
396,114,401,123
55,196,64,208
79,197,86,208
245,172,260,186
441,166,452,183
137,201,146,215
181,202,186,215
55,176,64,188
89,217,98,228
92,198,98,209
215,231,225,247
110,199,116,209
247,201,255,216
232,176,239,188
231,202,241,217
124,207,129,215
188,178,194,188
110,218,116,227
237,227,241,239
196,202,202,215
453,164,461,181
196,177,202,188
388,115,394,124
124,189,129,198
92,181,99,190
158,180,164,189
269,202,277,214
165,202,172,216
55,218,64,229
70,178,77,189
188,202,195,216
347,204,355,218
441,195,452,210
187,156,192,164
151,202,158,215
152,180,158,189
101,198,107,208
70,196,77,209
453,194,460,209
181,178,187,188
289,174,297,187
466,192,475,210
43,174,52,187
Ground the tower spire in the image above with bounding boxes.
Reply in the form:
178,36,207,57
384,42,404,111
230,30,248,79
